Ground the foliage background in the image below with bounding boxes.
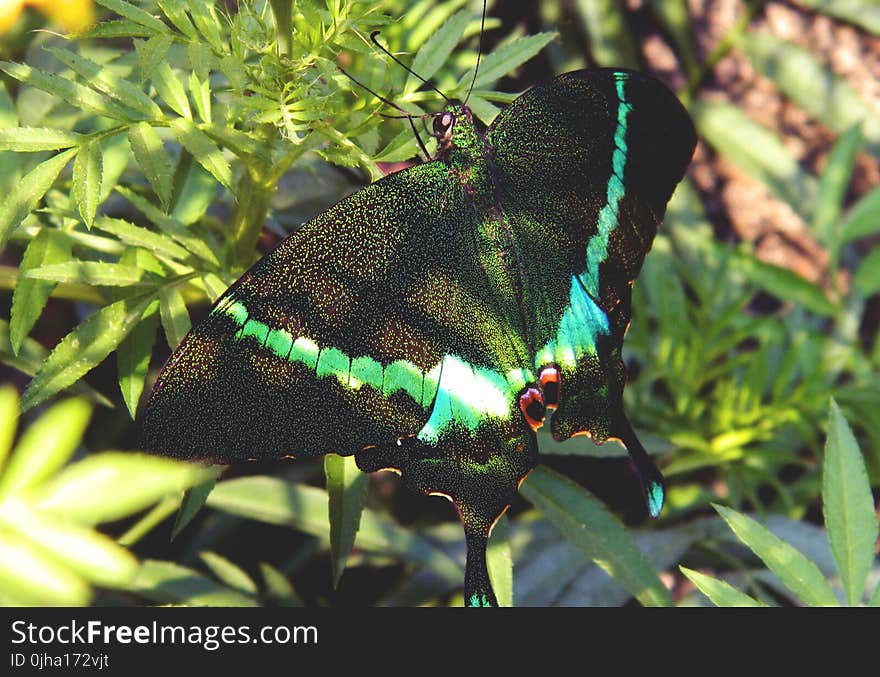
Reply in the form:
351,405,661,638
0,0,877,607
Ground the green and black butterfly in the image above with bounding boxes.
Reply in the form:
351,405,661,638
141,65,696,607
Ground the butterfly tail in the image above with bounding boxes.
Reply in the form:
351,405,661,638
614,415,665,519
463,524,498,607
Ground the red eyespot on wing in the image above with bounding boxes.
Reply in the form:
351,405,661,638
518,387,545,431
539,366,560,408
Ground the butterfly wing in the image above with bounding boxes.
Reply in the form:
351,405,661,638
140,160,538,598
488,69,697,515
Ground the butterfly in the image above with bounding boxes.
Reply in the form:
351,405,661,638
140,67,696,607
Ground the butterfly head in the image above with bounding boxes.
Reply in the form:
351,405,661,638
432,107,459,154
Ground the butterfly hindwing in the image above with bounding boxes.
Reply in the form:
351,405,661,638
489,69,696,511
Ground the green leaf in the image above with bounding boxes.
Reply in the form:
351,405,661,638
97,131,130,203
72,140,103,228
3,505,138,588
94,0,169,34
159,284,191,349
693,100,816,219
324,453,369,588
870,580,880,607
823,400,878,606
519,466,672,607
170,118,232,190
839,185,880,244
117,303,159,419
732,252,837,316
21,294,154,411
796,0,880,36
130,560,258,607
0,320,113,408
742,34,880,155
0,127,84,151
0,397,90,499
713,504,839,606
487,514,513,608
187,2,225,52
134,34,174,81
0,530,91,605
0,148,76,252
0,80,17,127
206,476,463,582
188,72,211,123
156,0,199,40
10,228,72,355
573,0,638,68
96,216,189,261
152,62,192,119
44,46,162,119
171,469,222,540
114,186,219,265
77,19,160,40
33,452,211,525
0,387,18,472
23,261,159,287
0,62,140,121
813,124,862,248
200,123,270,162
468,33,558,90
259,562,303,606
406,10,471,93
679,566,765,606
199,551,258,596
128,122,174,208
853,246,880,297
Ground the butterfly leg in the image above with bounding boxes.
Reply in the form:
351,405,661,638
613,414,665,518
463,521,497,607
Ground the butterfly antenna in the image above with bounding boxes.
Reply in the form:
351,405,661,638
370,31,451,105
463,0,488,106
337,66,431,160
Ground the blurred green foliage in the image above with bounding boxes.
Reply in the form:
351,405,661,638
0,0,877,606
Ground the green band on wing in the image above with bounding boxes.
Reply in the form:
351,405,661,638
417,354,517,444
583,71,632,298
536,276,610,370
214,300,532,440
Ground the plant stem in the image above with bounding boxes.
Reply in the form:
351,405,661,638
269,0,294,58
231,168,272,267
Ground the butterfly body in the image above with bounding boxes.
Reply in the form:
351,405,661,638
141,68,696,606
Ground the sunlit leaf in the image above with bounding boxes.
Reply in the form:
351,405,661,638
72,140,104,228
324,453,369,588
680,566,765,607
10,229,71,355
33,453,212,525
0,397,91,499
714,504,839,606
823,400,878,606
117,303,159,419
0,148,76,251
21,294,155,411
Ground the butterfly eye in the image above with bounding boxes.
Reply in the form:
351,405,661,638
539,366,560,408
518,387,546,431
433,112,455,138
